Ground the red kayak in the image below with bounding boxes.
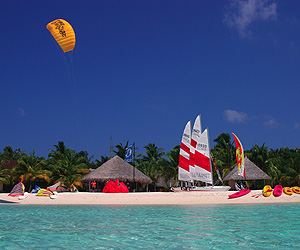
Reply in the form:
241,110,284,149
228,189,251,199
273,185,283,197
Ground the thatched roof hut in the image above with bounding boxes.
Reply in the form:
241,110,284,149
223,157,271,190
155,176,175,188
81,155,152,184
223,157,271,181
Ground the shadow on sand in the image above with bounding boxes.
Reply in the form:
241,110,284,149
0,199,18,204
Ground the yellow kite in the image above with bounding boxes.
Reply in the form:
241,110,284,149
47,19,75,53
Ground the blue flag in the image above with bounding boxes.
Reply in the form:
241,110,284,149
125,144,133,162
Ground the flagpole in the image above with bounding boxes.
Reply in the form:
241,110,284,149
133,142,136,192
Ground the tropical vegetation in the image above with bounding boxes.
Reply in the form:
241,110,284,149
1,133,300,192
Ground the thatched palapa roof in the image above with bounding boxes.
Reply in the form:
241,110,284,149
223,157,271,181
81,155,152,184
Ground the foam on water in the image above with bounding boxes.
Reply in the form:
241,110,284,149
0,204,300,249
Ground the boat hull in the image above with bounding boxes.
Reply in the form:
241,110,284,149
292,186,300,194
228,189,251,199
263,185,272,197
170,187,188,192
273,185,283,197
188,186,231,192
283,187,293,195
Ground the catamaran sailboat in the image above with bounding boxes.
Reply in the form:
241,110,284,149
171,120,192,192
171,115,230,192
188,128,230,191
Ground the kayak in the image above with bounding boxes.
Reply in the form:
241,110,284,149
228,189,251,199
263,185,272,197
283,187,293,195
273,185,283,197
292,186,300,194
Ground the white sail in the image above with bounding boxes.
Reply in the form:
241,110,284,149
189,115,202,181
172,118,231,192
178,121,192,182
194,128,213,184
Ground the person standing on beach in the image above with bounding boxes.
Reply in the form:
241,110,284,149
91,181,96,192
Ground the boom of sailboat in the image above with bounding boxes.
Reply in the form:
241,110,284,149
171,115,231,192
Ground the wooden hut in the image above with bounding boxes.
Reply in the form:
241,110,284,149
223,157,271,190
81,155,152,192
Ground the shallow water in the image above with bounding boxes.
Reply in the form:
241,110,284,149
0,204,299,249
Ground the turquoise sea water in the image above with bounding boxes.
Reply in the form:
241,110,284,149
0,204,300,249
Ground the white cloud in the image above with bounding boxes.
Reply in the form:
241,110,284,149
17,107,26,117
224,0,277,38
223,109,248,123
263,115,279,128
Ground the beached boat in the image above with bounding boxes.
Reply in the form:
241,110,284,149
273,185,283,197
170,187,188,192
170,120,192,192
178,120,192,184
189,185,231,192
292,186,300,194
228,188,251,199
263,185,272,197
171,116,230,192
283,187,293,195
187,128,230,192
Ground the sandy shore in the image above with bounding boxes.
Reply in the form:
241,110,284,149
1,190,300,205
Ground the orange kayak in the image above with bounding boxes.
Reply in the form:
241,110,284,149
292,186,300,194
283,187,293,195
263,185,272,197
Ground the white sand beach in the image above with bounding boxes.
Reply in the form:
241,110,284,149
1,190,300,205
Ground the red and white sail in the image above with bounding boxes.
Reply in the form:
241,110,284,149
189,115,202,181
178,121,192,182
194,128,213,184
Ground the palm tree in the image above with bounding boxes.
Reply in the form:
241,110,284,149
94,155,110,168
247,144,280,186
48,141,67,159
137,143,165,188
0,163,11,186
47,147,90,190
0,146,24,160
211,133,236,178
11,151,50,192
140,143,165,163
138,160,158,184
112,141,130,159
160,145,180,183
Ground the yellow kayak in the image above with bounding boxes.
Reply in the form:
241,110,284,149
292,186,300,194
283,187,293,195
263,185,272,197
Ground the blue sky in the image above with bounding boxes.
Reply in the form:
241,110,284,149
1,0,300,159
